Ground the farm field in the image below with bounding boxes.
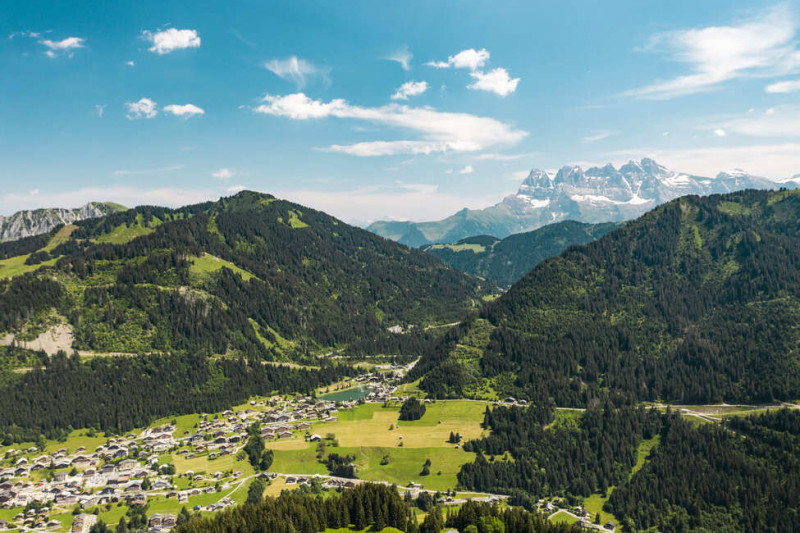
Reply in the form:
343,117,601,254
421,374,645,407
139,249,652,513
268,400,489,491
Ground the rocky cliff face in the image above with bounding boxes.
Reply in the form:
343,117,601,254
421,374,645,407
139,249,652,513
0,202,124,240
368,158,793,246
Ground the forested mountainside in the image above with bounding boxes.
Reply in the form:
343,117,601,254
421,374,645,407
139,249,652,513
174,482,580,533
412,188,800,405
0,351,353,442
423,221,622,287
456,402,800,533
0,191,491,359
0,202,124,241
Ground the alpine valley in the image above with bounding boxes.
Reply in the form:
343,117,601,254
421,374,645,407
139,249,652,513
368,158,793,246
0,188,799,533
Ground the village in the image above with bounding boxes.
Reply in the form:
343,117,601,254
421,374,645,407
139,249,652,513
0,367,416,532
0,360,617,533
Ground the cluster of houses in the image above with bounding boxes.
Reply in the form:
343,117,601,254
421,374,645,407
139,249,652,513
0,366,413,532
538,499,616,531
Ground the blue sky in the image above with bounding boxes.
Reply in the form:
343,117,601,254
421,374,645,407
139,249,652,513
2,0,800,223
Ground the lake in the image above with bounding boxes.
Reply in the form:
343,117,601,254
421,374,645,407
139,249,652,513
319,386,370,402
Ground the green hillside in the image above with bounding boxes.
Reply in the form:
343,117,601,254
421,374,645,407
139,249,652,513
413,189,800,405
0,191,492,360
423,221,622,287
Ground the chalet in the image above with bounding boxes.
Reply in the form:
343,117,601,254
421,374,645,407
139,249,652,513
118,458,137,471
72,456,91,467
296,422,311,430
130,493,147,506
149,513,163,527
163,513,177,527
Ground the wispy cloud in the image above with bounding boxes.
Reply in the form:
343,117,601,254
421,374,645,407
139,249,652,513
41,36,85,58
124,98,158,120
264,56,328,88
582,130,617,143
385,46,412,71
458,164,474,174
475,152,536,161
766,79,800,92
391,81,428,100
94,105,106,118
607,142,800,180
254,93,527,157
112,164,185,176
715,105,800,137
142,28,200,55
0,186,216,215
163,103,205,119
212,168,234,180
627,4,800,99
277,183,495,224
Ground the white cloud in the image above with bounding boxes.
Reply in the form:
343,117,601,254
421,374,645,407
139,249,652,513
212,168,234,180
391,81,429,100
277,183,496,224
124,98,158,120
607,142,800,180
766,79,800,92
458,164,474,174
627,4,800,99
8,31,41,40
94,105,106,117
582,131,617,143
716,105,800,137
264,56,328,88
428,48,490,71
510,170,530,180
0,186,215,215
0,183,498,227
112,164,185,176
125,60,135,67
41,36,84,58
468,68,519,96
714,128,727,137
385,46,412,71
254,93,527,156
475,152,536,161
163,103,205,118
142,28,200,55
428,49,519,96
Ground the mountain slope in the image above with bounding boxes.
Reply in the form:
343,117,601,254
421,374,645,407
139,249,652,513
0,202,125,241
368,159,791,246
412,189,800,405
423,220,622,287
0,191,491,359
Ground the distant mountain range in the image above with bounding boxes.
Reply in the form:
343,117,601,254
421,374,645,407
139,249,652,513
368,158,795,246
423,220,622,288
0,202,125,241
